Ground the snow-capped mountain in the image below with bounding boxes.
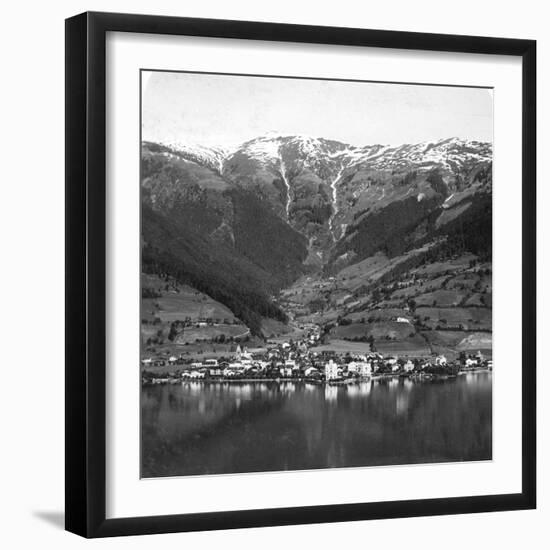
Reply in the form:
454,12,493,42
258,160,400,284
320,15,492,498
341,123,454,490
143,134,492,269
159,134,491,179
158,140,229,175
331,137,492,173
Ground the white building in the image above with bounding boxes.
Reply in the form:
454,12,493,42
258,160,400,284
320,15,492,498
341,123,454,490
305,366,320,377
357,362,372,377
404,360,415,372
280,366,293,377
347,361,359,373
435,355,447,366
325,359,340,381
235,345,252,361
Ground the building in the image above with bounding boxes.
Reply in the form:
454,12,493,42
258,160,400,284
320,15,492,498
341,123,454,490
304,366,320,377
325,359,340,381
347,361,359,374
235,345,252,361
357,362,372,377
404,360,415,372
280,366,293,377
435,355,447,366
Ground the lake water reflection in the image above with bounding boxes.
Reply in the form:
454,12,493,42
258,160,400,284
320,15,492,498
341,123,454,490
141,373,492,478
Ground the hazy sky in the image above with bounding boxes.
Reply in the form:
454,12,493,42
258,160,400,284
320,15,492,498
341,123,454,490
142,70,493,148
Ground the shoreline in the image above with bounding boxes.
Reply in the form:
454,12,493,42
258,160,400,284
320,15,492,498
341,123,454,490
142,368,491,386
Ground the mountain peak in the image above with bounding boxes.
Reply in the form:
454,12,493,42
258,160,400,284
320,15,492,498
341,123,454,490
154,135,492,183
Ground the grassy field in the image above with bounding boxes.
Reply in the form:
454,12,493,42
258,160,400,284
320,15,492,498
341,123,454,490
344,308,413,323
446,273,481,291
314,340,373,354
157,292,236,323
335,242,441,292
411,254,477,277
142,274,237,321
141,274,249,352
315,336,431,357
142,342,240,362
421,330,492,357
416,306,492,330
374,336,431,356
175,325,249,344
391,275,450,299
261,317,294,338
414,289,468,307
331,321,415,340
464,293,486,306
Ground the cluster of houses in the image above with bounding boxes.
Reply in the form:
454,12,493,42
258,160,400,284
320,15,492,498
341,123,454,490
141,336,492,383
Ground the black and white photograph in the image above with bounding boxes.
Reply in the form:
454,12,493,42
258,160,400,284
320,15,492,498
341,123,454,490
140,71,493,478
0,0,543,545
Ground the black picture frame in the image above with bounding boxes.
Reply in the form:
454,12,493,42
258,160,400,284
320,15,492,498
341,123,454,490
65,11,536,538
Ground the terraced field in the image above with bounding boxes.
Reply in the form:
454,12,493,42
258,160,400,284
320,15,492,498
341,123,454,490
281,252,492,359
141,274,249,352
175,325,250,344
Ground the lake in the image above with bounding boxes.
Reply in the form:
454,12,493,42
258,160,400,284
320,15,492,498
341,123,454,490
141,373,492,478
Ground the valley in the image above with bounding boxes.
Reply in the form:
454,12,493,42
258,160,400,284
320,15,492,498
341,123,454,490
141,134,492,362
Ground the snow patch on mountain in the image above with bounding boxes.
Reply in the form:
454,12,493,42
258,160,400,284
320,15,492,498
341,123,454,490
279,160,292,219
238,135,282,164
161,135,491,177
329,164,350,241
160,141,229,174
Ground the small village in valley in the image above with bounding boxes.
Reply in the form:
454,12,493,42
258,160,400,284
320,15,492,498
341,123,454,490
141,325,492,386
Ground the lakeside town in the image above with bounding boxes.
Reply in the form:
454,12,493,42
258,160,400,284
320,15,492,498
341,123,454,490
141,323,492,385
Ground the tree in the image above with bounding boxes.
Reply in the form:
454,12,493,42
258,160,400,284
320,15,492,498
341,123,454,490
367,334,376,352
168,323,179,341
